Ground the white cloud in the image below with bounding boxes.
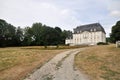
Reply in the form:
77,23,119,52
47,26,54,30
110,10,120,17
107,0,120,17
0,0,80,30
0,0,120,36
107,0,120,10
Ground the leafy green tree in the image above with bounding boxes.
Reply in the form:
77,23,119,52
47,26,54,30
0,19,8,47
55,27,62,33
41,26,54,47
14,27,23,46
61,30,73,44
31,23,43,45
5,24,16,46
0,19,73,47
0,19,16,47
110,21,120,43
23,27,33,46
39,26,61,48
106,37,110,43
54,27,62,44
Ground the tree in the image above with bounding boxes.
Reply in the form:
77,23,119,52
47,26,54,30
0,19,16,47
106,37,111,43
37,26,62,48
41,26,54,47
55,27,62,33
54,27,63,46
110,21,120,43
31,23,43,45
0,19,7,47
22,27,33,46
5,24,16,46
0,19,73,47
61,30,73,44
14,27,23,46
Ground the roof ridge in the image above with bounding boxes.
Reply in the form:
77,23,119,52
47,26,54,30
78,23,99,27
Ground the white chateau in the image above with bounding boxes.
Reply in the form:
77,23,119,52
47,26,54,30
65,23,106,45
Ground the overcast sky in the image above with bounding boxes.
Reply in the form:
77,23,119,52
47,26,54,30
0,0,120,36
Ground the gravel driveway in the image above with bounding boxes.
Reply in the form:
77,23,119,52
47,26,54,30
24,49,89,80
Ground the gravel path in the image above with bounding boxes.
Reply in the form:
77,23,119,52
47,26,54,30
24,49,89,80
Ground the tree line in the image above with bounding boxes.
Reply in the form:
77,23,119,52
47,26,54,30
0,19,72,47
1,18,119,47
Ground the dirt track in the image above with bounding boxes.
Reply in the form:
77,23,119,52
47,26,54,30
24,49,89,80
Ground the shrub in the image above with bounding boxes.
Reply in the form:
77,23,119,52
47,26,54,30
97,42,108,45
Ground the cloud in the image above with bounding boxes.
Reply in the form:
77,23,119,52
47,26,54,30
0,0,80,30
0,0,120,36
107,0,120,10
107,0,120,17
110,10,120,17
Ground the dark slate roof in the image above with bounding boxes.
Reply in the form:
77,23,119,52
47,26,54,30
74,23,106,34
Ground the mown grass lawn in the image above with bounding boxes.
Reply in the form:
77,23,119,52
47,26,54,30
75,44,120,80
0,46,67,80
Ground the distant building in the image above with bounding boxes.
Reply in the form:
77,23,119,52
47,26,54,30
65,23,106,45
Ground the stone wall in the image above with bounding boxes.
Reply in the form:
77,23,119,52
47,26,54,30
65,39,73,45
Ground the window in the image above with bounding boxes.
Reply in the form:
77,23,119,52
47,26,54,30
83,33,88,39
94,28,96,31
91,29,92,32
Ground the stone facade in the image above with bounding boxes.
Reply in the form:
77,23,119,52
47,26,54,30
65,23,106,45
116,41,120,48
